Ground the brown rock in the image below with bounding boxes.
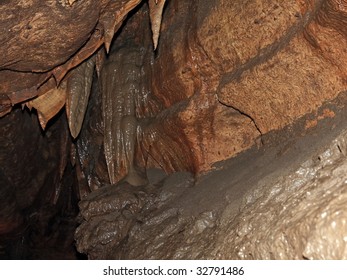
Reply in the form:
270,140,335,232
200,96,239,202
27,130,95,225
1,0,347,260
216,0,347,134
0,0,100,72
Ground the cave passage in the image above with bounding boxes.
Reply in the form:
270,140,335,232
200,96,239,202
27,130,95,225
1,0,347,260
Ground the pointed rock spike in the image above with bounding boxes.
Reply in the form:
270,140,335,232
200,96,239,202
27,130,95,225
148,0,166,50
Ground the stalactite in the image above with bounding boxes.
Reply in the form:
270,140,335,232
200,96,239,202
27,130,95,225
26,82,67,130
66,55,96,138
101,45,148,185
148,0,167,50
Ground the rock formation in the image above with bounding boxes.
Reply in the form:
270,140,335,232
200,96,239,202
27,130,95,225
0,0,347,259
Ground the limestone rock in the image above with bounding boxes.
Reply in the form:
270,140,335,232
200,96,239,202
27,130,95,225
1,0,347,260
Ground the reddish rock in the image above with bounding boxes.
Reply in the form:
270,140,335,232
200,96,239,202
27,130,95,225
145,0,347,172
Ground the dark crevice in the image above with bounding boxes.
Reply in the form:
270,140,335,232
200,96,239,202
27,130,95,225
217,98,264,145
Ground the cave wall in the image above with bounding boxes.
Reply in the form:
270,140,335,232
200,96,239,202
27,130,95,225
146,0,347,171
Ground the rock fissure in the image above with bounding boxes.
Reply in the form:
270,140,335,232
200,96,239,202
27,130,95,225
217,97,263,144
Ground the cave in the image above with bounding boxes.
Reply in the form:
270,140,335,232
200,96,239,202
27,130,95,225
1,0,347,260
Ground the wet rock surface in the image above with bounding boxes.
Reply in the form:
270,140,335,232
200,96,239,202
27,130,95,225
75,96,347,259
75,170,195,259
214,131,347,259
